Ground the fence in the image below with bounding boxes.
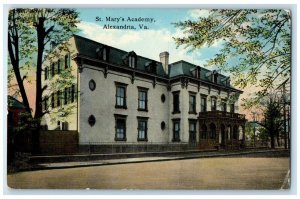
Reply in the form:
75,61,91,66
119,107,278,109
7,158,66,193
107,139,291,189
78,142,199,154
39,130,78,155
244,140,269,148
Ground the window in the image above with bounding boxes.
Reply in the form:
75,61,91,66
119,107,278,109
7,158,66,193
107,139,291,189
210,123,217,139
57,90,61,107
137,117,148,141
65,53,69,69
71,84,75,103
43,97,48,111
62,122,69,130
213,73,218,83
115,82,127,109
161,121,166,130
189,120,197,143
45,67,48,80
64,88,68,105
189,93,196,114
89,79,96,91
221,100,227,112
172,119,180,142
102,48,107,61
138,87,148,111
88,115,96,126
161,94,166,103
201,124,208,139
201,95,207,112
172,91,180,114
191,67,201,78
211,97,217,111
51,63,55,77
114,114,127,141
230,104,235,113
57,59,61,74
51,93,55,108
129,56,136,68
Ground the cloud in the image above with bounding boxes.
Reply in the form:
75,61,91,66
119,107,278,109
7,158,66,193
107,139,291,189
188,9,210,19
77,21,206,66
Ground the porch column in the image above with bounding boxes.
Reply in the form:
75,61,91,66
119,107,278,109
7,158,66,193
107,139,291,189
230,125,233,147
216,123,221,148
242,125,246,148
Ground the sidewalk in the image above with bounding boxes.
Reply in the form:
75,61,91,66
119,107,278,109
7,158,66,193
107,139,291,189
30,148,289,171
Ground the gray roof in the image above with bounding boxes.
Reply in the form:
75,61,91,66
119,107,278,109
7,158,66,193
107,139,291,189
73,35,238,90
74,35,166,77
169,60,231,87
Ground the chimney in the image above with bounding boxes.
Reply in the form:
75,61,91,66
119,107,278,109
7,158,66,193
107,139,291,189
159,51,169,75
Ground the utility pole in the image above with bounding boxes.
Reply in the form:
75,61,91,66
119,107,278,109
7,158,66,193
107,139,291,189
252,112,256,147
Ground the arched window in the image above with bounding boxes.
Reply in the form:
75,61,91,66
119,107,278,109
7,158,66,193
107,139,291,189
161,121,166,130
210,123,216,139
201,124,208,139
161,94,166,103
128,51,137,68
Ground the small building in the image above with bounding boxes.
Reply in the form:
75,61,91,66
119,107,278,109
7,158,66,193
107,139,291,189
7,95,27,132
41,35,246,153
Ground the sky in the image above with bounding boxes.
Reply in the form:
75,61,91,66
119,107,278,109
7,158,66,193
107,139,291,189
76,8,223,69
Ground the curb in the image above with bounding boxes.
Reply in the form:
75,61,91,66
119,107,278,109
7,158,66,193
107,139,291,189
22,149,290,172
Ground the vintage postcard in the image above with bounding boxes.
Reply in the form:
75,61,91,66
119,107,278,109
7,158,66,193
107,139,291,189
6,7,291,191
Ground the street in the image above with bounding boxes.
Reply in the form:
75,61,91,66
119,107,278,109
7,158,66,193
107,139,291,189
7,156,290,190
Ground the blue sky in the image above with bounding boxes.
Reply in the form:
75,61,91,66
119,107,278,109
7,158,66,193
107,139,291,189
76,8,222,69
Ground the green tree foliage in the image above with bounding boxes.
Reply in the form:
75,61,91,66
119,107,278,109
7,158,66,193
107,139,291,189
173,9,291,107
8,8,79,119
8,8,79,153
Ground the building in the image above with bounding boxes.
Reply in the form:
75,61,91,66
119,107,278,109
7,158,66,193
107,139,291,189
8,95,27,132
7,96,29,157
41,35,246,152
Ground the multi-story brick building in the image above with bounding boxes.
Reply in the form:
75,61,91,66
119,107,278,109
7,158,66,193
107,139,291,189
41,35,246,152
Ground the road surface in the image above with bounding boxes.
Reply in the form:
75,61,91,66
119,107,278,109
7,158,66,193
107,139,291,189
7,156,290,189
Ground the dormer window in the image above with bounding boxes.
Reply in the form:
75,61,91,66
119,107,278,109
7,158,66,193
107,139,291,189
129,56,136,68
145,61,157,74
221,77,230,86
102,48,107,61
212,71,218,83
191,66,201,78
127,51,137,68
227,78,231,86
96,46,109,61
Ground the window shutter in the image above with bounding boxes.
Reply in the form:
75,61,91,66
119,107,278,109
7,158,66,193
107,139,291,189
68,86,72,103
68,52,71,68
58,60,61,74
64,88,68,105
54,92,57,108
61,58,64,71
74,84,77,101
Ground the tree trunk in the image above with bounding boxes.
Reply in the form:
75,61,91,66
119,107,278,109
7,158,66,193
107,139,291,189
32,17,46,154
270,134,275,149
